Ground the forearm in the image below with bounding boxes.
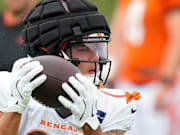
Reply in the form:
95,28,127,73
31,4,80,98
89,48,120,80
159,10,180,83
83,124,103,135
82,124,124,135
0,112,21,135
103,130,124,135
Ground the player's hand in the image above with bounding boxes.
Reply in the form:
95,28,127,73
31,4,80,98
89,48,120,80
4,57,47,113
58,73,99,130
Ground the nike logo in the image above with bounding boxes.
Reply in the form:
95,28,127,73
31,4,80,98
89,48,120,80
131,108,136,113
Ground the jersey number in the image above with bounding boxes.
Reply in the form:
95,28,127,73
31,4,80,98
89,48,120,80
123,0,146,46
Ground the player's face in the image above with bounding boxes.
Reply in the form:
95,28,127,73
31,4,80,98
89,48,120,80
66,43,99,75
4,0,32,13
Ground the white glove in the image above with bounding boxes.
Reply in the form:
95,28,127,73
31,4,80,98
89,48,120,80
58,73,99,130
4,57,47,114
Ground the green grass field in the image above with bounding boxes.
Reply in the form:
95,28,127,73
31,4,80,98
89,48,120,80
0,0,117,24
90,0,117,23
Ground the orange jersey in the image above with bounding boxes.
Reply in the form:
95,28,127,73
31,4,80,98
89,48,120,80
116,0,180,84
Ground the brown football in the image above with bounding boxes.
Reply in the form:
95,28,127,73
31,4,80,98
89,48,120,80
31,55,80,109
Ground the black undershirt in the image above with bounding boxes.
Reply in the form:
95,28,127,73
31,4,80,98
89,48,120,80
0,14,26,72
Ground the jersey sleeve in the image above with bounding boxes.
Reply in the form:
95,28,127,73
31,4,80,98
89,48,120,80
0,72,12,111
98,88,137,132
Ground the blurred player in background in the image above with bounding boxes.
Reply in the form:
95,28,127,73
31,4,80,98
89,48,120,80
0,0,36,71
0,0,140,135
109,0,180,135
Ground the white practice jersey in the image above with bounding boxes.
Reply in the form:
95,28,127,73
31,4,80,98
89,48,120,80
0,72,136,135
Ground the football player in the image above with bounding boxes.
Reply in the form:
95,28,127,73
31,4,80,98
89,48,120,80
0,0,140,135
109,0,180,135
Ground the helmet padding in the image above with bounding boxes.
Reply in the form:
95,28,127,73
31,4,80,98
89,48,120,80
21,0,110,57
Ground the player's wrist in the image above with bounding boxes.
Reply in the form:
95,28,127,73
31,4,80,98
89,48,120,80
3,97,30,114
83,124,102,135
85,115,100,130
70,116,100,130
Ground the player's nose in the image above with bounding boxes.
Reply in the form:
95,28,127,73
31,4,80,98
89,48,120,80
89,50,99,61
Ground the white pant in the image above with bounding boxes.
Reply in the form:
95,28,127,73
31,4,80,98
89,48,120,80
166,72,180,135
114,81,170,135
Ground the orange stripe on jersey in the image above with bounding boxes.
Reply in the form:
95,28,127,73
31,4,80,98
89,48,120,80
98,89,141,104
98,88,126,98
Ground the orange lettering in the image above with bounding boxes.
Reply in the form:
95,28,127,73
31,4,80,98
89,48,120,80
47,122,52,127
41,120,46,125
68,126,73,131
79,129,83,133
53,123,60,129
40,120,83,133
74,128,78,132
61,124,67,130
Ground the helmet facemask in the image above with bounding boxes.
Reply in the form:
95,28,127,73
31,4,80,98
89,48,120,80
60,33,111,85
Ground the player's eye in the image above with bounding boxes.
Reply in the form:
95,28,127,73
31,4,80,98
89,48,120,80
72,44,90,52
77,46,89,52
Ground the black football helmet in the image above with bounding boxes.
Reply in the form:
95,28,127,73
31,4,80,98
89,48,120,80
21,0,111,85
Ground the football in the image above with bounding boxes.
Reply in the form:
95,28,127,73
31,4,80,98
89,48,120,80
31,55,80,109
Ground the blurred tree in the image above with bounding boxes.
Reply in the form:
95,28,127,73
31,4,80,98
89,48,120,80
0,0,5,11
90,0,116,23
0,0,116,23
